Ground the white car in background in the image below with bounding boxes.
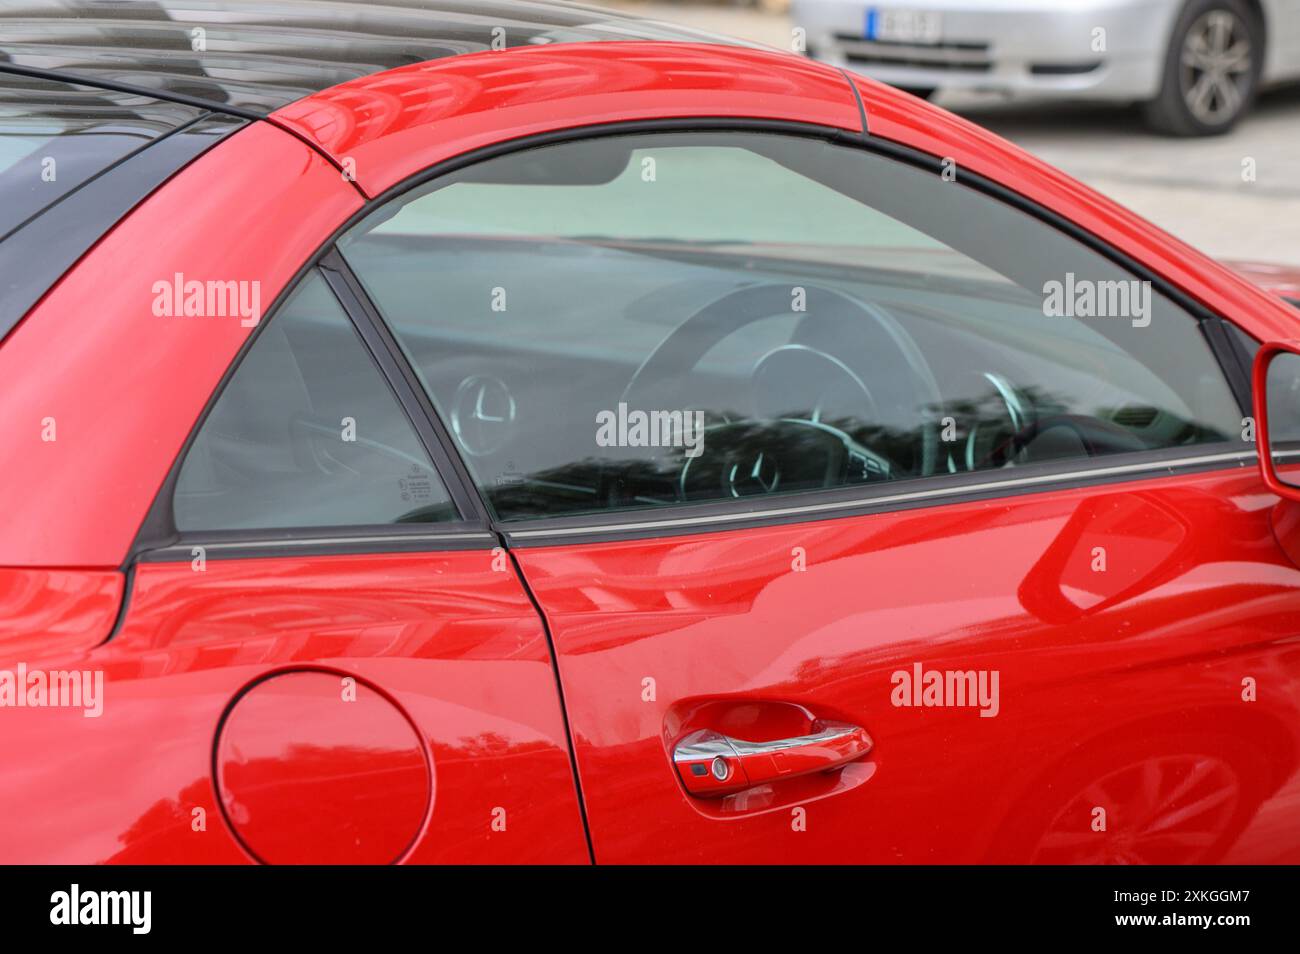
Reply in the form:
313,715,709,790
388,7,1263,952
792,0,1300,134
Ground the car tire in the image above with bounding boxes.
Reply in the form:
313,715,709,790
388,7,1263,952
895,86,937,101
1143,0,1264,136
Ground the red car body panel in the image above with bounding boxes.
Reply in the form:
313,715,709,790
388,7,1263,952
0,551,589,864
271,43,865,198
520,468,1300,862
0,568,123,659
3,36,1299,863
0,122,363,569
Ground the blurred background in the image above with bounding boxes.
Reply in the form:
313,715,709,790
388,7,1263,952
601,0,1300,268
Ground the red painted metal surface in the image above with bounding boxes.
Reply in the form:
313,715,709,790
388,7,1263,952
518,467,1300,863
216,670,431,865
0,551,589,863
0,568,123,658
0,121,363,568
271,42,864,198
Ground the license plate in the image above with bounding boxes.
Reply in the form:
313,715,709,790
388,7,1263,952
865,9,943,44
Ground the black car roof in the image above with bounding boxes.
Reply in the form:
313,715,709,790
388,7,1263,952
0,0,728,117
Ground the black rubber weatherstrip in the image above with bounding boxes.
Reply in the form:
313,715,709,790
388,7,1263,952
1202,316,1255,414
840,68,871,135
320,248,490,525
506,544,598,865
97,562,136,648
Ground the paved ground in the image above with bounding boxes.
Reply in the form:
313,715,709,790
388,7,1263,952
604,1,1300,266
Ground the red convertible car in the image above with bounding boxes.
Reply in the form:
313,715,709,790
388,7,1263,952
2,0,1300,865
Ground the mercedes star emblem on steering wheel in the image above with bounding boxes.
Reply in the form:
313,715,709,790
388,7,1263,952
727,451,780,497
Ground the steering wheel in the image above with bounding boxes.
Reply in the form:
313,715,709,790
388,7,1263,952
618,282,941,502
978,413,1149,469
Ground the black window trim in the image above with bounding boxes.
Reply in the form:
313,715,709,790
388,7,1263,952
318,248,489,526
129,116,1261,562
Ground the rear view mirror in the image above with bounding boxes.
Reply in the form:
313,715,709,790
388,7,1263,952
1253,340,1300,501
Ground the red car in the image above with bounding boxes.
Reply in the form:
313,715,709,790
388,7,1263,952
2,0,1300,865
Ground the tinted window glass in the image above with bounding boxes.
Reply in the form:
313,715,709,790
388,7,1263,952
0,73,200,241
340,132,1241,522
174,273,454,531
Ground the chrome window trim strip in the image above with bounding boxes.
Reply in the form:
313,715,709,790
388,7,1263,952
138,529,498,562
191,532,496,552
506,449,1257,540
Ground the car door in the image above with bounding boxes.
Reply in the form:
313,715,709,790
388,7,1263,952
334,125,1300,864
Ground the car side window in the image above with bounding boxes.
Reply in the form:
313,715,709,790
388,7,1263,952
173,272,455,531
338,131,1242,522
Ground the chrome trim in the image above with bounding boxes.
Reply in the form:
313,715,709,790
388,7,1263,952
508,449,1256,539
151,530,497,556
727,723,863,757
673,722,866,763
672,731,739,764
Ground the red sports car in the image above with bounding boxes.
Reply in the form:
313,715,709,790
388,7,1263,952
2,0,1300,865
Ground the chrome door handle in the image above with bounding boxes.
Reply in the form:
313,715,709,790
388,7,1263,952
673,720,872,797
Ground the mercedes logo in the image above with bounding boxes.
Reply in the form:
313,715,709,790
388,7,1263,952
451,374,517,456
727,450,780,497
